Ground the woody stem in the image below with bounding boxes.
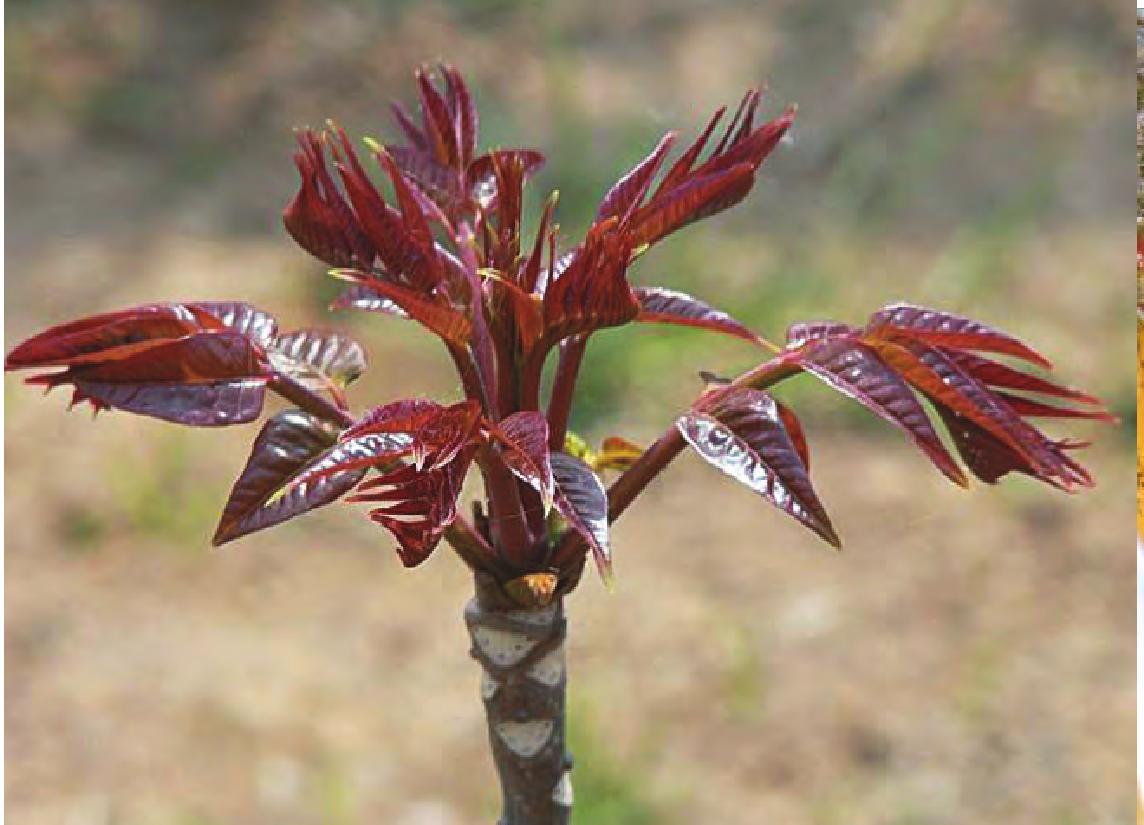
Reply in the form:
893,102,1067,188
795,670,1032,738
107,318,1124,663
466,575,572,825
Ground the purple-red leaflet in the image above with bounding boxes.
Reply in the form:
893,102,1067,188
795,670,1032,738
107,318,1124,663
551,452,612,581
633,286,763,345
213,410,366,545
679,386,839,547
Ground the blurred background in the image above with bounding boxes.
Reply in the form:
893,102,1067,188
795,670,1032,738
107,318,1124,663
5,1,1132,823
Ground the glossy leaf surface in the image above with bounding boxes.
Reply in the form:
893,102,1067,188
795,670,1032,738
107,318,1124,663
6,303,221,368
678,387,839,547
792,335,966,486
213,410,365,545
31,331,271,426
193,302,279,348
551,452,612,579
491,412,554,509
270,329,367,405
634,286,761,345
866,304,1052,369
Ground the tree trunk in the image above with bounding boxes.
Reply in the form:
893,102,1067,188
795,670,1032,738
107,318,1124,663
464,577,573,824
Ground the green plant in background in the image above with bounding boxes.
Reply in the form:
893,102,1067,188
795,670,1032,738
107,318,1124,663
5,66,1112,823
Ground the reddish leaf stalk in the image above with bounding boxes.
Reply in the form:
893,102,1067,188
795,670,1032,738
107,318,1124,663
546,337,587,451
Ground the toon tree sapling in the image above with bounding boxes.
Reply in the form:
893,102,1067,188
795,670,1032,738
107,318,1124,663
6,67,1111,824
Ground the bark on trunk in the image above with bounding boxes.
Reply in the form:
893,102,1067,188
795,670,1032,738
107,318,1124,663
464,579,572,824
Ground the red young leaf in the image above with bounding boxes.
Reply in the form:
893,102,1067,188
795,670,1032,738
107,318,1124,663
519,192,557,295
596,132,677,223
212,410,365,546
270,329,367,407
775,399,809,470
390,100,427,151
416,66,457,167
632,100,795,247
332,270,472,346
629,163,756,247
5,303,223,369
551,452,612,581
942,349,1102,406
793,336,966,486
385,145,456,201
443,65,478,167
678,386,839,547
485,276,544,352
30,331,271,426
468,150,546,210
192,302,279,348
329,128,440,293
284,130,375,269
935,407,1092,491
865,339,1051,474
490,412,554,509
342,398,482,471
866,303,1052,369
655,106,725,197
633,286,762,345
542,222,640,342
349,451,474,566
376,149,444,288
330,284,411,318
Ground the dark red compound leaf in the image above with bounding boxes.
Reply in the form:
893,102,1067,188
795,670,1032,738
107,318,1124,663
212,410,366,546
633,286,763,345
284,130,375,270
341,398,482,472
489,412,554,509
628,98,795,248
550,452,612,581
678,386,839,548
629,162,756,248
29,331,272,427
864,338,1054,475
935,406,1093,491
866,303,1052,370
5,303,223,369
542,221,640,343
349,451,475,567
327,128,442,294
791,335,966,486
